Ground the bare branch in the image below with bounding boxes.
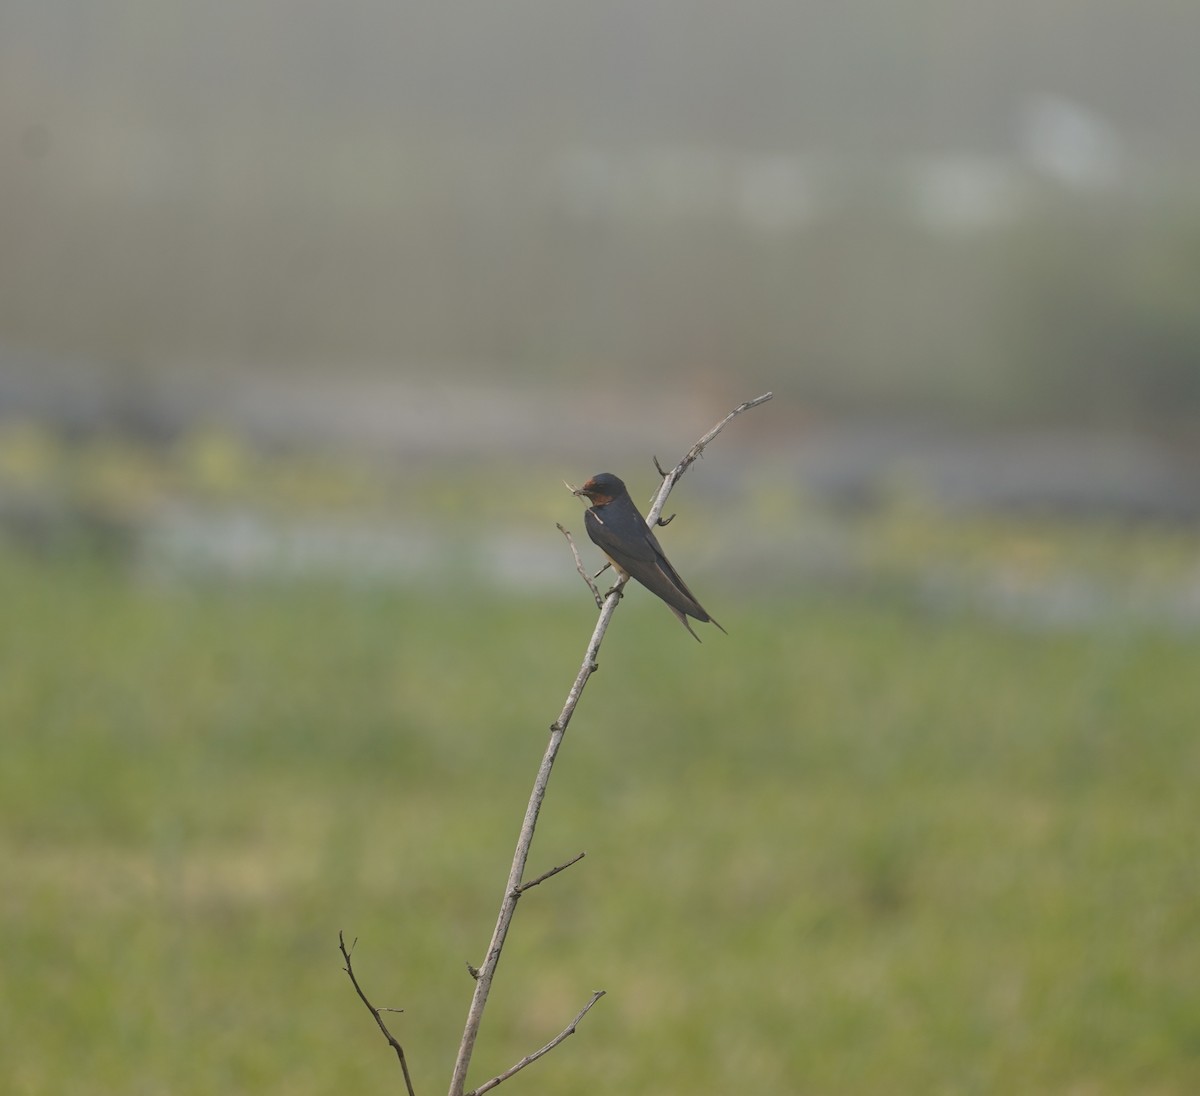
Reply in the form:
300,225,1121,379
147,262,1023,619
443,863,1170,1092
446,393,772,1096
645,392,773,528
445,601,620,1096
518,852,586,894
465,991,607,1096
556,523,603,608
339,932,418,1096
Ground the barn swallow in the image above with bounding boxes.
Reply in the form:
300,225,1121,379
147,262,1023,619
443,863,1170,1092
573,472,726,641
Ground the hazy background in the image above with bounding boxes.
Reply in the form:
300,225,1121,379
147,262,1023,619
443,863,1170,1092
4,0,1200,578
3,5,1200,1094
3,1,1200,449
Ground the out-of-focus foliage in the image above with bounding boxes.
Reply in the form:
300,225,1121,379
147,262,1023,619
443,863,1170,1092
3,1,1200,431
1000,205,1200,427
1,551,1197,1094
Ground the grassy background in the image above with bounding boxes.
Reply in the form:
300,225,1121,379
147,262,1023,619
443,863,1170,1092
2,548,1198,1094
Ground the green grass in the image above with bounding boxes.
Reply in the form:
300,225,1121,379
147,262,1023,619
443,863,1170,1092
1,549,1198,1094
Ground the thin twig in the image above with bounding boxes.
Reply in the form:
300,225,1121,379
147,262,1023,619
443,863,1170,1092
556,523,603,607
339,932,418,1096
465,991,607,1096
645,392,773,528
446,393,772,1096
518,852,586,894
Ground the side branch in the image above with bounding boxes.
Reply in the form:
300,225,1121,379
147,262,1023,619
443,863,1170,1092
339,932,417,1096
556,524,603,607
519,851,586,893
466,991,606,1096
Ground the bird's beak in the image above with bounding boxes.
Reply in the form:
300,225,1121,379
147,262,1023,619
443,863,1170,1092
565,480,584,497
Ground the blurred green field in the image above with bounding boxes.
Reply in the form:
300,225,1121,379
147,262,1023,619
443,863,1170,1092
2,547,1198,1095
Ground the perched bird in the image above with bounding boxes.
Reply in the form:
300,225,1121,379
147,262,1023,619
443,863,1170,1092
573,472,725,641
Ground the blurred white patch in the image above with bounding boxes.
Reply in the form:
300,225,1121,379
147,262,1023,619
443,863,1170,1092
905,155,1027,232
1020,94,1124,190
736,154,822,233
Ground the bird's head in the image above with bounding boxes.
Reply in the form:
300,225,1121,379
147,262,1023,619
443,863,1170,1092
573,472,625,506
